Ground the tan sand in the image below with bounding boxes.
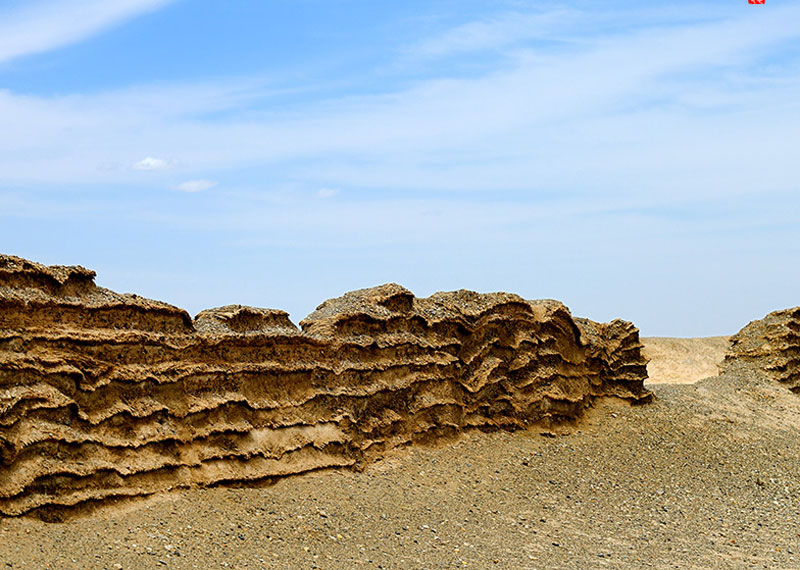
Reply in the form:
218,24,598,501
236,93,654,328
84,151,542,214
642,336,731,384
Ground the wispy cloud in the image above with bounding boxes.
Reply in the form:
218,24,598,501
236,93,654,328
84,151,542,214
406,8,580,59
0,3,798,208
0,0,175,65
403,4,735,62
2,2,797,337
134,156,170,171
316,188,339,199
175,179,217,192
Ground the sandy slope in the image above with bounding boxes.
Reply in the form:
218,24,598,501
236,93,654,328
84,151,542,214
642,337,731,384
1,342,799,570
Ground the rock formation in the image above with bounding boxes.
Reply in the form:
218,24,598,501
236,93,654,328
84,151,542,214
723,307,800,392
0,254,650,518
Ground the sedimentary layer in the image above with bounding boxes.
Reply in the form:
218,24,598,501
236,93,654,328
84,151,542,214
0,254,650,518
723,307,800,392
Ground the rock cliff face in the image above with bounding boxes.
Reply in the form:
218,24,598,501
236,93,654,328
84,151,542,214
0,254,650,518
723,307,800,392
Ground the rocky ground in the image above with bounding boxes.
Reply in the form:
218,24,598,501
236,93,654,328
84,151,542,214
1,342,799,570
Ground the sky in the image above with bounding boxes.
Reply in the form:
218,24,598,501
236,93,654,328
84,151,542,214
0,0,798,337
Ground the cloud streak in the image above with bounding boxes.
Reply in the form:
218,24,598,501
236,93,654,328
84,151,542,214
0,3,797,209
0,0,174,65
406,8,581,59
1,1,797,338
316,188,339,198
175,179,217,192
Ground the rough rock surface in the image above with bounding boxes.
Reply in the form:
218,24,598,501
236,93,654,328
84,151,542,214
723,307,800,392
0,254,650,518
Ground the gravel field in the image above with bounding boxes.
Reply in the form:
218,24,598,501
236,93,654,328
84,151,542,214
2,360,799,569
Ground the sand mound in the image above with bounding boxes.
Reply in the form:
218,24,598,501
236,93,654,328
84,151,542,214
642,336,730,384
0,254,650,518
723,307,800,392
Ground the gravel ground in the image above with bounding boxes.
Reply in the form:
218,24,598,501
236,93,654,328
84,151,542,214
1,366,799,570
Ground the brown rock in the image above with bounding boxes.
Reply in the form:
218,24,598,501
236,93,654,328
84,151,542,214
0,254,650,518
723,307,800,392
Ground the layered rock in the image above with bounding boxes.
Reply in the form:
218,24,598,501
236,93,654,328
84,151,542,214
0,254,650,518
723,307,800,392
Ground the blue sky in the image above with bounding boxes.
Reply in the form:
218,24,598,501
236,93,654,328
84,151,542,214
1,0,798,336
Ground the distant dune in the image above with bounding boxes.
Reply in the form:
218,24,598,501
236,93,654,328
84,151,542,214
642,336,731,384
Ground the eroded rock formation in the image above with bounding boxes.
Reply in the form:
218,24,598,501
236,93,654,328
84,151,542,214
723,307,800,392
0,254,650,518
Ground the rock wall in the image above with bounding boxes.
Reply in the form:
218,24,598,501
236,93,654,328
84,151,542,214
723,307,800,392
0,254,650,518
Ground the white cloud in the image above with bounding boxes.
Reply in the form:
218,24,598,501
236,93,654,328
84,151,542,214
0,0,175,64
2,4,799,339
0,3,798,208
405,5,727,62
133,156,170,171
316,188,339,198
407,9,578,59
175,179,217,192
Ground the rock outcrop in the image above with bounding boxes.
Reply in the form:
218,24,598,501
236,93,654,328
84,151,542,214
723,307,800,392
0,254,650,518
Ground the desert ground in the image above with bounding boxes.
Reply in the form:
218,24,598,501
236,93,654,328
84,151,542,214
642,337,731,385
1,337,799,570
